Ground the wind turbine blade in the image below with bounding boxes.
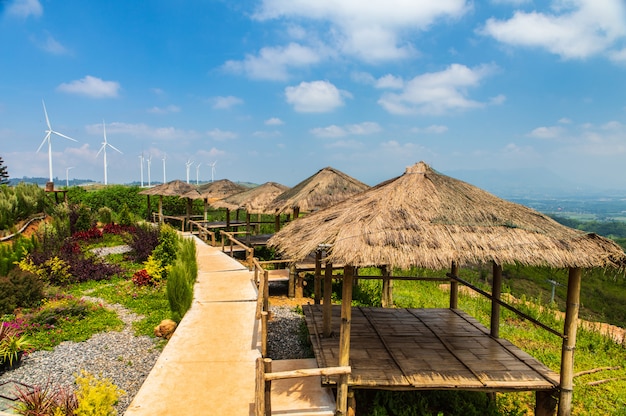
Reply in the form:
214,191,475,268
96,144,105,157
108,143,123,154
52,130,78,142
36,134,50,153
42,99,51,129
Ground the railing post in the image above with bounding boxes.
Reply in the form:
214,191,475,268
449,261,459,309
264,358,272,416
558,267,582,416
491,262,502,338
255,357,265,416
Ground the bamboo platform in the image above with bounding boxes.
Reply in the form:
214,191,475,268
303,305,560,392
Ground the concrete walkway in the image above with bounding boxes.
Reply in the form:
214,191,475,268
125,236,335,416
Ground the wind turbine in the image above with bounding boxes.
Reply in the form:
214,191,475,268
210,161,217,183
65,166,74,188
147,155,152,187
185,159,193,184
96,120,123,185
195,162,202,185
139,153,145,187
37,99,77,182
162,154,167,184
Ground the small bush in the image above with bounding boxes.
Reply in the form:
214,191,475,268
132,269,153,286
126,223,159,263
97,207,113,225
152,225,179,272
117,204,133,227
143,255,164,282
70,204,95,234
0,268,45,314
166,259,193,322
74,370,125,416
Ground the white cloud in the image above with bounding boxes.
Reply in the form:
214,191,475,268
489,94,506,105
375,74,404,89
311,121,381,138
285,80,350,113
310,125,346,138
253,130,282,138
7,0,42,18
211,96,243,109
85,122,198,141
147,105,181,114
480,0,626,60
527,126,564,139
206,128,237,141
411,125,449,134
378,63,497,115
558,117,572,124
265,117,284,126
57,76,120,98
33,32,70,55
223,43,320,81
254,0,470,62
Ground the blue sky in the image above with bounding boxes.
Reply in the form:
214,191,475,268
1,0,626,191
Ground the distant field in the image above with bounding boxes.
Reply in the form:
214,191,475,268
511,196,626,221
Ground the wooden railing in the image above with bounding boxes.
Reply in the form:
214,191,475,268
251,257,351,416
221,230,255,269
188,220,217,246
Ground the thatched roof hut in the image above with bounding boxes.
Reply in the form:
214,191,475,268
268,161,626,415
138,179,199,197
211,182,289,214
269,162,625,270
183,179,247,204
267,166,369,216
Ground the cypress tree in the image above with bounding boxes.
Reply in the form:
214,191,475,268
0,156,8,185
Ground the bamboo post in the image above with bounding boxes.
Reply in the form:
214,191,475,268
491,262,503,338
381,265,393,308
558,267,582,416
314,251,322,304
264,358,272,416
158,196,164,224
146,195,151,221
295,271,304,298
449,261,459,309
323,261,333,337
226,208,231,227
336,265,354,416
274,215,280,232
185,198,192,231
288,264,296,298
255,357,265,416
261,311,268,357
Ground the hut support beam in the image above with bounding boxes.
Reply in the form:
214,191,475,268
558,267,582,416
146,196,151,221
323,261,333,337
491,262,503,338
536,390,558,416
274,215,280,232
314,251,322,305
336,266,354,416
381,265,393,308
449,261,459,309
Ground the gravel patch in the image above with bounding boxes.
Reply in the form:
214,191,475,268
0,296,312,414
0,296,160,414
90,245,133,258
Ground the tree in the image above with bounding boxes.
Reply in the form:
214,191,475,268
0,156,9,185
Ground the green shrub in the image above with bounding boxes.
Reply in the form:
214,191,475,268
0,268,44,314
117,204,133,227
97,207,113,225
179,237,197,284
152,225,179,275
166,258,193,322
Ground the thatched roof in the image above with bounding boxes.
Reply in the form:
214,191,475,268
138,180,199,197
183,179,247,203
267,167,370,215
211,182,290,214
269,162,626,270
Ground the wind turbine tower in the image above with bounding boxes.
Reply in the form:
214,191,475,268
162,154,167,184
96,120,123,185
147,155,152,187
210,161,217,183
185,159,193,184
196,162,202,185
37,99,77,183
65,166,74,188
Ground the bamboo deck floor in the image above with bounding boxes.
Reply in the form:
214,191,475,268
303,305,560,392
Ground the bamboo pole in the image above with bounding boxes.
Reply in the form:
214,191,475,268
255,357,265,416
314,251,322,304
288,264,296,298
381,265,393,308
491,262,502,338
336,265,354,416
274,215,280,232
264,358,272,416
264,365,351,381
558,267,582,416
449,261,459,309
323,261,333,337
